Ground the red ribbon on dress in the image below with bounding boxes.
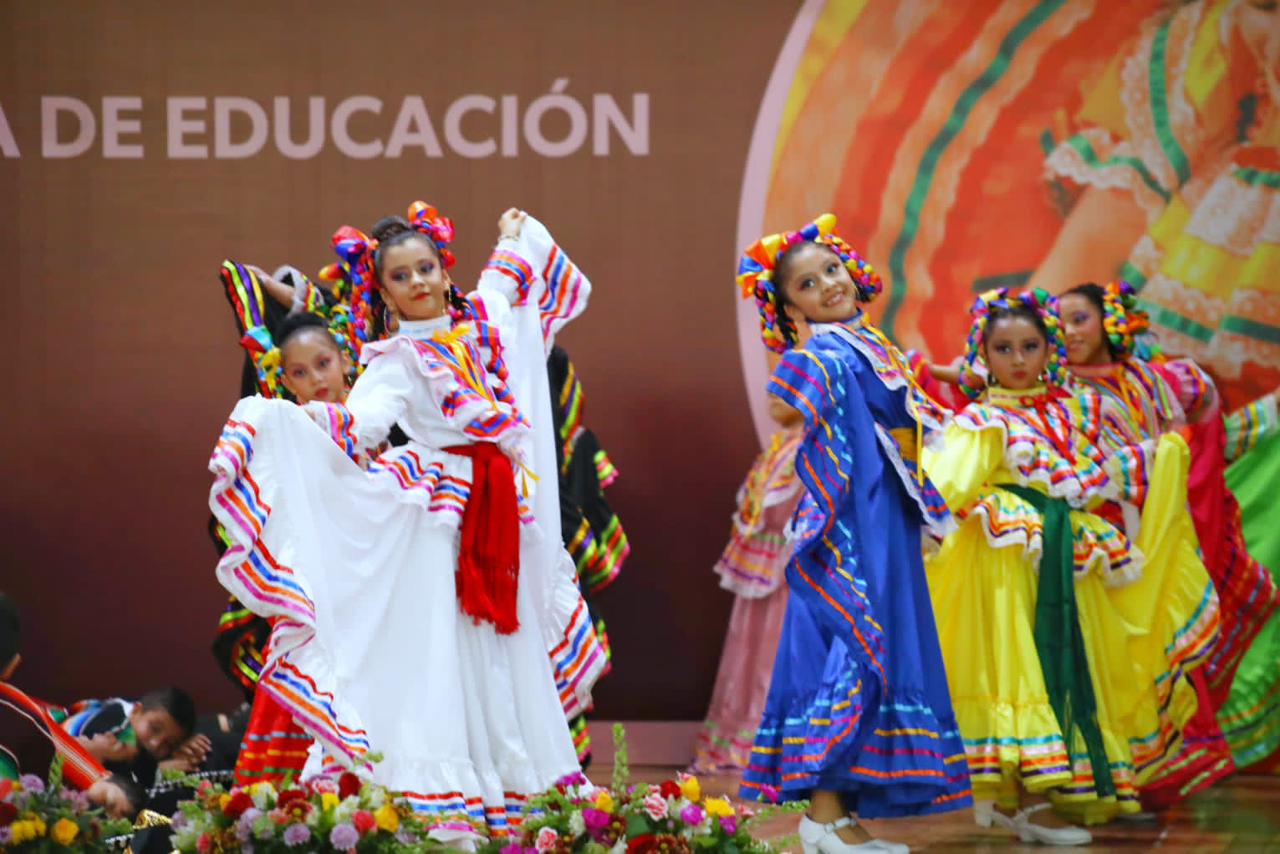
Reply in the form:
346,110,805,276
443,442,521,634
1019,387,1076,464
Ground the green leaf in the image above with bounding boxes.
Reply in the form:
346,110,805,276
47,753,65,789
625,813,651,837
611,723,630,793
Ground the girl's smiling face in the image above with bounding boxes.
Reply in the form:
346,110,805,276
378,236,451,322
1059,292,1109,366
777,242,860,329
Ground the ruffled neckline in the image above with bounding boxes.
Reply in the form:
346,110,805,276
396,314,453,342
809,310,865,337
984,384,1059,405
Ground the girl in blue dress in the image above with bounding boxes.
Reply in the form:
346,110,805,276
735,215,970,854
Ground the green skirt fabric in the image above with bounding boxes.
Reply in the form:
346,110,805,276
1221,428,1280,771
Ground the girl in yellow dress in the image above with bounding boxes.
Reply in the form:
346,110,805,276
1059,281,1276,806
923,289,1219,845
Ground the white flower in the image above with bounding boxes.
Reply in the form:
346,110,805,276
609,841,627,854
170,827,199,850
568,811,586,836
249,783,276,811
334,795,359,822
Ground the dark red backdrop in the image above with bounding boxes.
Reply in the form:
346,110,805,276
0,1,800,720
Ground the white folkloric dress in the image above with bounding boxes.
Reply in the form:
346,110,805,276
209,218,602,839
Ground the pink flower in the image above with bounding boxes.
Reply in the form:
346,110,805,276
760,784,780,804
583,808,610,832
283,823,311,847
309,777,339,795
643,792,668,821
330,822,359,850
535,827,559,852
680,804,704,826
719,816,738,835
237,808,263,840
196,832,212,853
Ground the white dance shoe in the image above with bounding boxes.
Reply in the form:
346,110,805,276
973,801,1091,846
798,815,909,854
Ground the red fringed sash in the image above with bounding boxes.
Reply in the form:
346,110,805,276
0,682,108,789
444,442,521,634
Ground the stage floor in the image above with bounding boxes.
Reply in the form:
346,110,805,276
609,768,1280,852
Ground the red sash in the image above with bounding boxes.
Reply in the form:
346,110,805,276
443,442,521,634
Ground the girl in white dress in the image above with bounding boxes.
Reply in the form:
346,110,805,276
209,202,603,842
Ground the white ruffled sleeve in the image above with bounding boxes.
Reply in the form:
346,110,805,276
342,352,414,456
475,216,592,352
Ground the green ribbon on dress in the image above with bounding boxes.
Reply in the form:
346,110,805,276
1001,483,1116,798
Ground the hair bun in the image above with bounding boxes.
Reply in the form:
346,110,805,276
370,215,413,244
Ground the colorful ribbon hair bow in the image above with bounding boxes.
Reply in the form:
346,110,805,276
331,226,380,344
961,287,1069,398
1099,280,1150,359
407,201,457,269
735,213,882,353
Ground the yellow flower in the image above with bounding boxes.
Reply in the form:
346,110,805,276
374,803,400,833
250,782,277,799
11,815,48,843
321,792,340,811
703,798,734,818
593,791,615,813
51,817,80,846
679,777,701,803
10,820,33,844
219,793,233,812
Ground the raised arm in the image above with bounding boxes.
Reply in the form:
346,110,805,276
474,209,592,350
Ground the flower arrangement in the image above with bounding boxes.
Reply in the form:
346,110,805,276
166,727,799,852
481,725,801,854
0,761,133,851
169,770,477,853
